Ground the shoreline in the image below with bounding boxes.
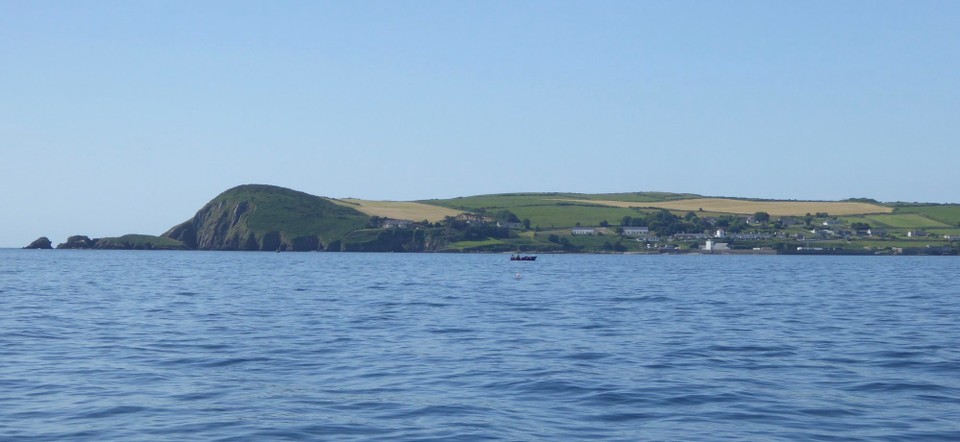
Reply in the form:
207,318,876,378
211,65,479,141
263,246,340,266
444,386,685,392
7,248,957,256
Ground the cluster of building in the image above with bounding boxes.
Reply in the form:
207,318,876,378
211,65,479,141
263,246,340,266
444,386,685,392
378,214,959,244
573,226,774,243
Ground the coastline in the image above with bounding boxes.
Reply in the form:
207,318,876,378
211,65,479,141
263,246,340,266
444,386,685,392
7,247,957,256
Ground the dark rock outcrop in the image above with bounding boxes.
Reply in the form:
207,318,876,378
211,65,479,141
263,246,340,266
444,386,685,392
57,235,96,249
49,234,184,250
94,234,187,250
23,237,53,249
289,235,321,251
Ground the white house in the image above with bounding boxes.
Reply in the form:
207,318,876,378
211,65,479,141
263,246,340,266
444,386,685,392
383,219,413,229
497,221,522,229
715,228,726,238
621,227,649,236
572,227,596,236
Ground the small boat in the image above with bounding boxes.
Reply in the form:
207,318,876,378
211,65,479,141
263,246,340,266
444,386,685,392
510,254,537,261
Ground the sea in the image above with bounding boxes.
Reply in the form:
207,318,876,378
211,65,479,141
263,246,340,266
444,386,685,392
1,250,958,441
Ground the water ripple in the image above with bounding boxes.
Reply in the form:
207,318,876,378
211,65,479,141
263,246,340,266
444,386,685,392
1,251,958,440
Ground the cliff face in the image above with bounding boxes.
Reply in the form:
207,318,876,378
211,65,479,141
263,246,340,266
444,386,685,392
163,199,254,250
163,184,370,251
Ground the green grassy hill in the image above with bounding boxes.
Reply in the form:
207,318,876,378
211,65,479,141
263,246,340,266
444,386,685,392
163,184,370,251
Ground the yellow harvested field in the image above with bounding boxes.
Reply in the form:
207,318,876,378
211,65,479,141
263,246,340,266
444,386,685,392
563,198,893,216
331,199,463,222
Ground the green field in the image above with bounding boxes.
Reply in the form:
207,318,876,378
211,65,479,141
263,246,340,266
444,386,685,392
893,205,960,226
423,192,692,212
511,205,643,230
424,192,895,229
424,193,676,229
575,198,891,216
563,192,701,203
862,214,950,229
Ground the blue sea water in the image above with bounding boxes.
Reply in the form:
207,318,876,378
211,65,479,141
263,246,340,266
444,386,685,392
1,250,958,441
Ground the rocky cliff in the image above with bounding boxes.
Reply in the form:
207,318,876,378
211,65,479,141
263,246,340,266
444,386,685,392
163,184,371,251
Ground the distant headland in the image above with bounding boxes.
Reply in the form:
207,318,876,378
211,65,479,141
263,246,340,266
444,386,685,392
25,184,960,255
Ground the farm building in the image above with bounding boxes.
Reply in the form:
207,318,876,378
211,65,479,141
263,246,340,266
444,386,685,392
382,219,413,229
621,227,649,236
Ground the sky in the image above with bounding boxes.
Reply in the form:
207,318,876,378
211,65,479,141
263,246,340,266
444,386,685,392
1,1,958,247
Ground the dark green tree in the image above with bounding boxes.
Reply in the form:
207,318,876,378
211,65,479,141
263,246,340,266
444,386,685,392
495,210,520,223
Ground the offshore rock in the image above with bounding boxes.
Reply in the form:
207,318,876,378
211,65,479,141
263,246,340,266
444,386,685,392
23,237,53,249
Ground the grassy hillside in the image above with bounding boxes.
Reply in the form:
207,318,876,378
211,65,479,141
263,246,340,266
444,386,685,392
333,199,463,222
424,191,697,211
229,186,369,240
837,205,960,233
421,192,692,229
421,192,894,229
570,192,703,202
861,214,950,229
164,184,371,250
570,198,892,216
892,204,960,225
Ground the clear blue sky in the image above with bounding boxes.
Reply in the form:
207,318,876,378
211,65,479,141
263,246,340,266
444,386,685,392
2,1,958,247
